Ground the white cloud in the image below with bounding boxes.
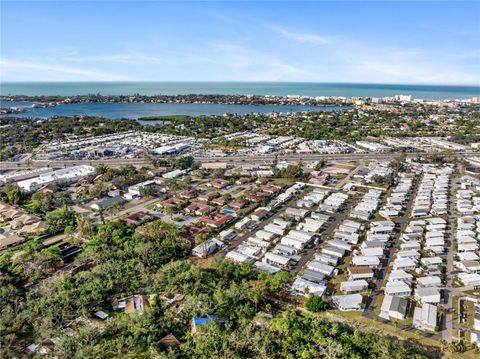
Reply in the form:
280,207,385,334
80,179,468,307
1,22,478,85
210,42,314,81
0,59,132,81
270,25,332,45
62,52,175,65
336,46,479,85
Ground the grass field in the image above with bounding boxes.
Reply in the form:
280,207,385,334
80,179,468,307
314,309,480,358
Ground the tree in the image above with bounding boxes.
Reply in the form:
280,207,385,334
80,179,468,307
95,164,109,175
164,205,176,216
439,339,447,352
171,156,194,170
139,186,155,197
45,207,76,234
53,191,71,206
213,168,226,178
5,185,23,205
31,191,52,213
76,214,95,240
194,233,209,246
276,162,304,180
262,271,290,293
105,201,122,217
448,340,466,353
437,305,445,323
305,294,330,312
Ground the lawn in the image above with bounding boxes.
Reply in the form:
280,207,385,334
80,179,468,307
373,292,384,316
317,310,442,351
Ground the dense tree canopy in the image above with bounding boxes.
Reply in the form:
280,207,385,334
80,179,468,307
0,218,433,358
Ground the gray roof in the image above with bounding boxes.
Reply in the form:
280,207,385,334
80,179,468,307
389,296,409,316
91,195,125,209
301,269,326,284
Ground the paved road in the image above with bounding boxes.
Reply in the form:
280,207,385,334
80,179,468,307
113,196,163,218
363,174,420,313
225,190,307,252
291,194,359,276
334,163,366,190
441,171,460,343
1,151,478,170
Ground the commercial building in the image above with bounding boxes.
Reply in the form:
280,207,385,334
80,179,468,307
17,165,95,192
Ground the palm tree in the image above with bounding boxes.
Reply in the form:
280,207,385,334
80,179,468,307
76,214,94,240
438,304,445,327
439,339,447,352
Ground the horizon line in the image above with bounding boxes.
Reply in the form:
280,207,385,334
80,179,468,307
1,80,480,88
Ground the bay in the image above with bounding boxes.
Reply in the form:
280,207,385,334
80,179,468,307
0,101,346,119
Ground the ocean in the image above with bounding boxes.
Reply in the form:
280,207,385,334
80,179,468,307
1,81,479,99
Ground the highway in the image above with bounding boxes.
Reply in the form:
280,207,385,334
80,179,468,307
0,151,477,170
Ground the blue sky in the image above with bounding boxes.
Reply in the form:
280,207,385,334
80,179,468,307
1,1,479,84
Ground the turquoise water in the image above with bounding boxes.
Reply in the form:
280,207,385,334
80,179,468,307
1,82,479,99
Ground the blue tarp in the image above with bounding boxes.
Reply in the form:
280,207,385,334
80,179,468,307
193,315,220,327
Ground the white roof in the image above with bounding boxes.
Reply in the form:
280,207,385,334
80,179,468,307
426,217,447,225
352,255,380,267
389,269,413,281
400,241,421,250
236,244,261,257
256,230,277,240
379,294,394,319
254,261,281,274
287,230,314,242
458,243,479,252
226,250,252,263
322,245,346,257
361,247,384,257
458,252,480,261
385,281,411,296
421,256,443,266
397,249,420,258
247,237,270,248
331,293,363,310
307,260,335,276
417,276,441,287
274,243,298,255
292,277,326,296
413,303,437,330
315,253,340,266
264,251,291,265
17,165,95,192
458,272,480,286
327,239,352,251
162,169,186,178
371,220,395,227
415,287,441,302
393,257,417,269
281,236,305,249
340,279,368,291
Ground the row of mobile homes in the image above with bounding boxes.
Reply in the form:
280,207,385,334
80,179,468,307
334,219,363,245
318,192,349,213
350,189,382,221
380,175,414,218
